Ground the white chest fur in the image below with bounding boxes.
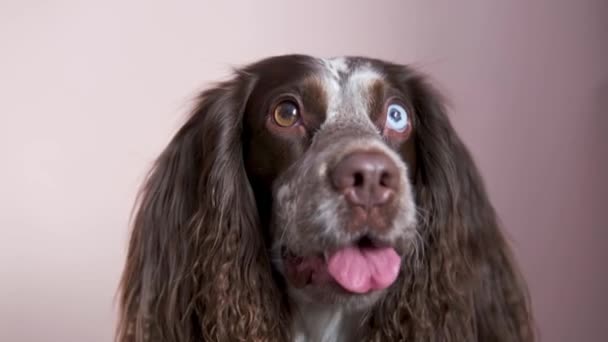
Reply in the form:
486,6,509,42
290,301,366,342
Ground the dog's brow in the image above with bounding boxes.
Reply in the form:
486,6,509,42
298,76,329,125
301,76,328,102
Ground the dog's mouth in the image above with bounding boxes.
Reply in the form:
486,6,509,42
281,236,402,294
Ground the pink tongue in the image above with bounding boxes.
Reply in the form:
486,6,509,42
327,246,401,294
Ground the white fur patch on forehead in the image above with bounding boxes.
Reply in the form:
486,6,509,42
320,57,349,80
347,67,383,85
318,58,384,131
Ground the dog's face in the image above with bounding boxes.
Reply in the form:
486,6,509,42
243,55,419,309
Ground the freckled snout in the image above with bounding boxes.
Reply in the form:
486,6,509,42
330,151,399,209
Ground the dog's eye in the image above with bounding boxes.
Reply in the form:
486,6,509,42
273,101,300,127
385,104,409,132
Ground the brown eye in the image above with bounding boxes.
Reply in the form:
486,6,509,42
273,101,300,127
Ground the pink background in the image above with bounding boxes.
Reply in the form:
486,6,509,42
1,1,606,341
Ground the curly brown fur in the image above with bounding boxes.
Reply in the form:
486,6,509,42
116,74,290,341
116,55,533,342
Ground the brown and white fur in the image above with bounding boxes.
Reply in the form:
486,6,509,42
117,55,534,342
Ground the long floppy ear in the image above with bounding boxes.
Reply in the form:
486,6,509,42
116,72,288,342
367,69,534,341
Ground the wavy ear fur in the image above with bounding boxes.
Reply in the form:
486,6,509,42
116,72,288,342
367,69,534,341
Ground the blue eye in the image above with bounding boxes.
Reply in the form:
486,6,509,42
386,104,409,132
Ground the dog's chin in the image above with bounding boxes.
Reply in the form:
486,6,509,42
286,281,388,311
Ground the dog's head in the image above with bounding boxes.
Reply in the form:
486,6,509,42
117,55,534,342
242,55,420,308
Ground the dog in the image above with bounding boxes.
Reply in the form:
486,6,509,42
117,54,534,341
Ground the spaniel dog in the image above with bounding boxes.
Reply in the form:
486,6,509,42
117,55,534,342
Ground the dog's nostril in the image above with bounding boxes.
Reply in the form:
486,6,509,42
353,172,365,187
379,171,392,187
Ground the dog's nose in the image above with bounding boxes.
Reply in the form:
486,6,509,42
331,151,399,208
